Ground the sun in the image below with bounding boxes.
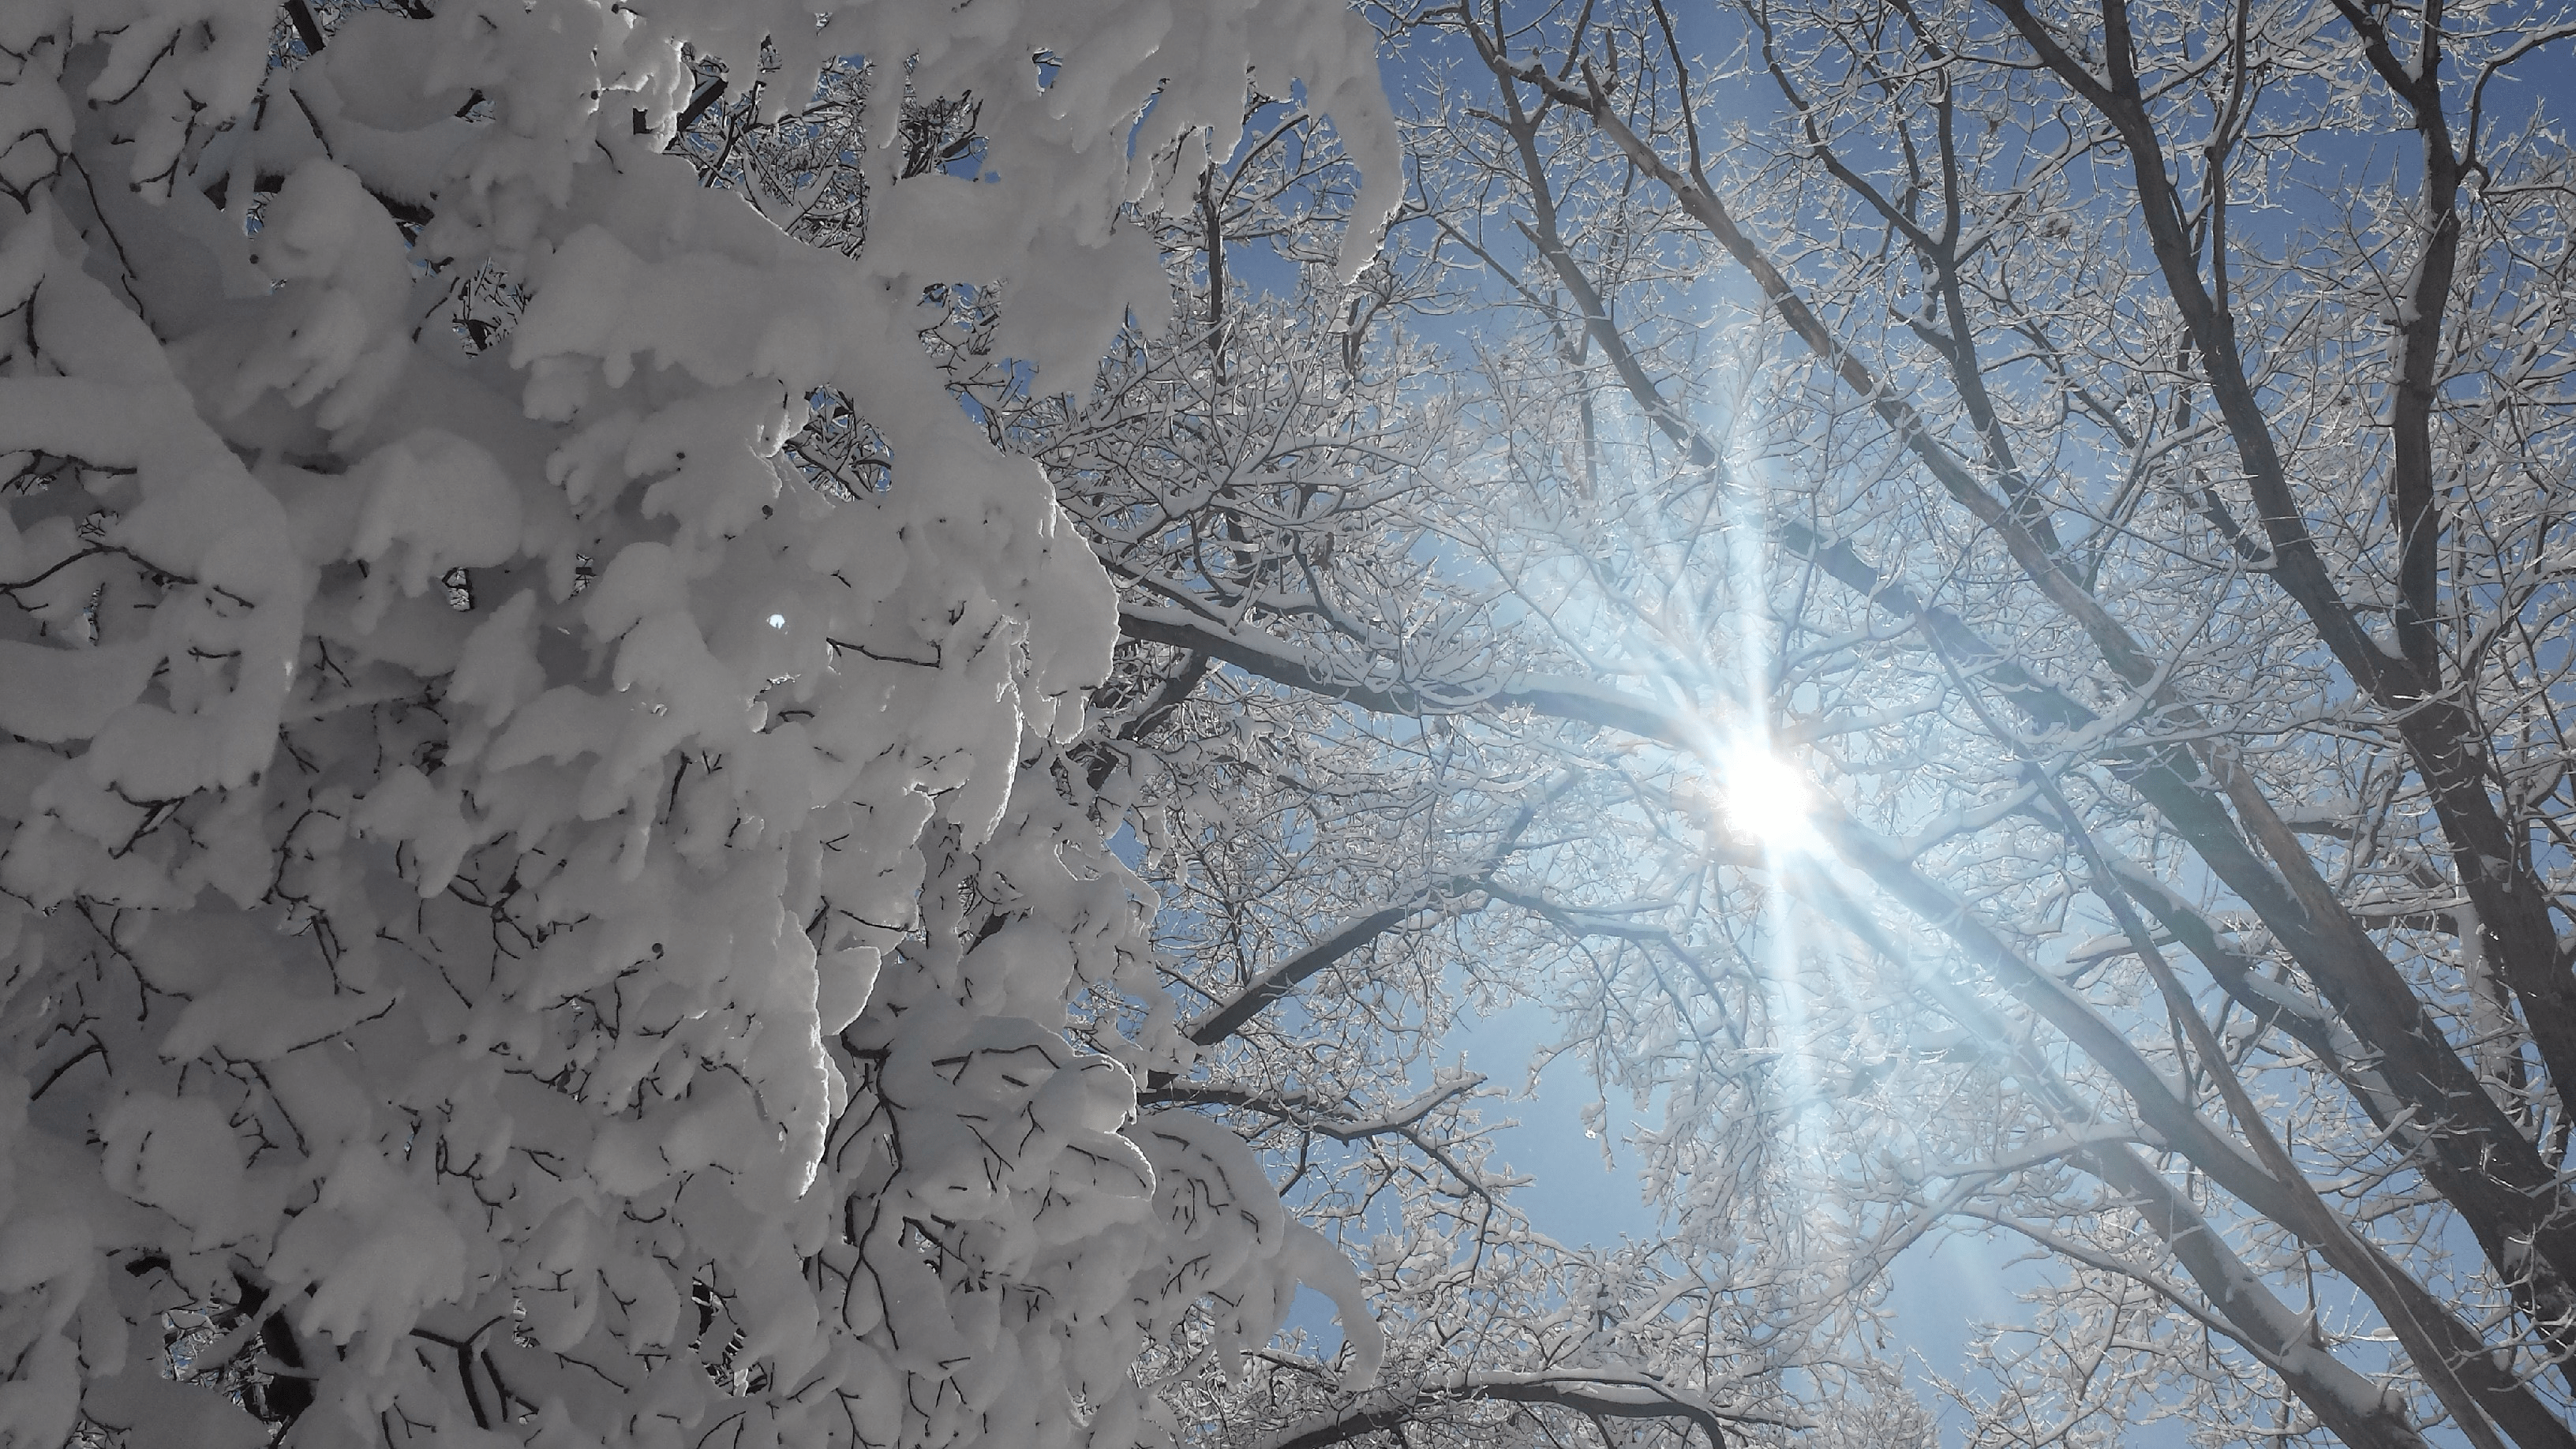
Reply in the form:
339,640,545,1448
1715,740,1821,853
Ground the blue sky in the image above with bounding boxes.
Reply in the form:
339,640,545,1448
1448,1001,2193,1449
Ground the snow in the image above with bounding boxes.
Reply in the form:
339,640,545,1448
268,1144,473,1372
0,1,1400,1443
0,640,162,742
351,430,527,622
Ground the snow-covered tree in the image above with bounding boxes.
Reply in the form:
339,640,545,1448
0,3,1415,1447
1088,2,2576,1446
998,103,1920,1449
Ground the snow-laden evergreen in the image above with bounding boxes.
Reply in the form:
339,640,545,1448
0,4,1391,1446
